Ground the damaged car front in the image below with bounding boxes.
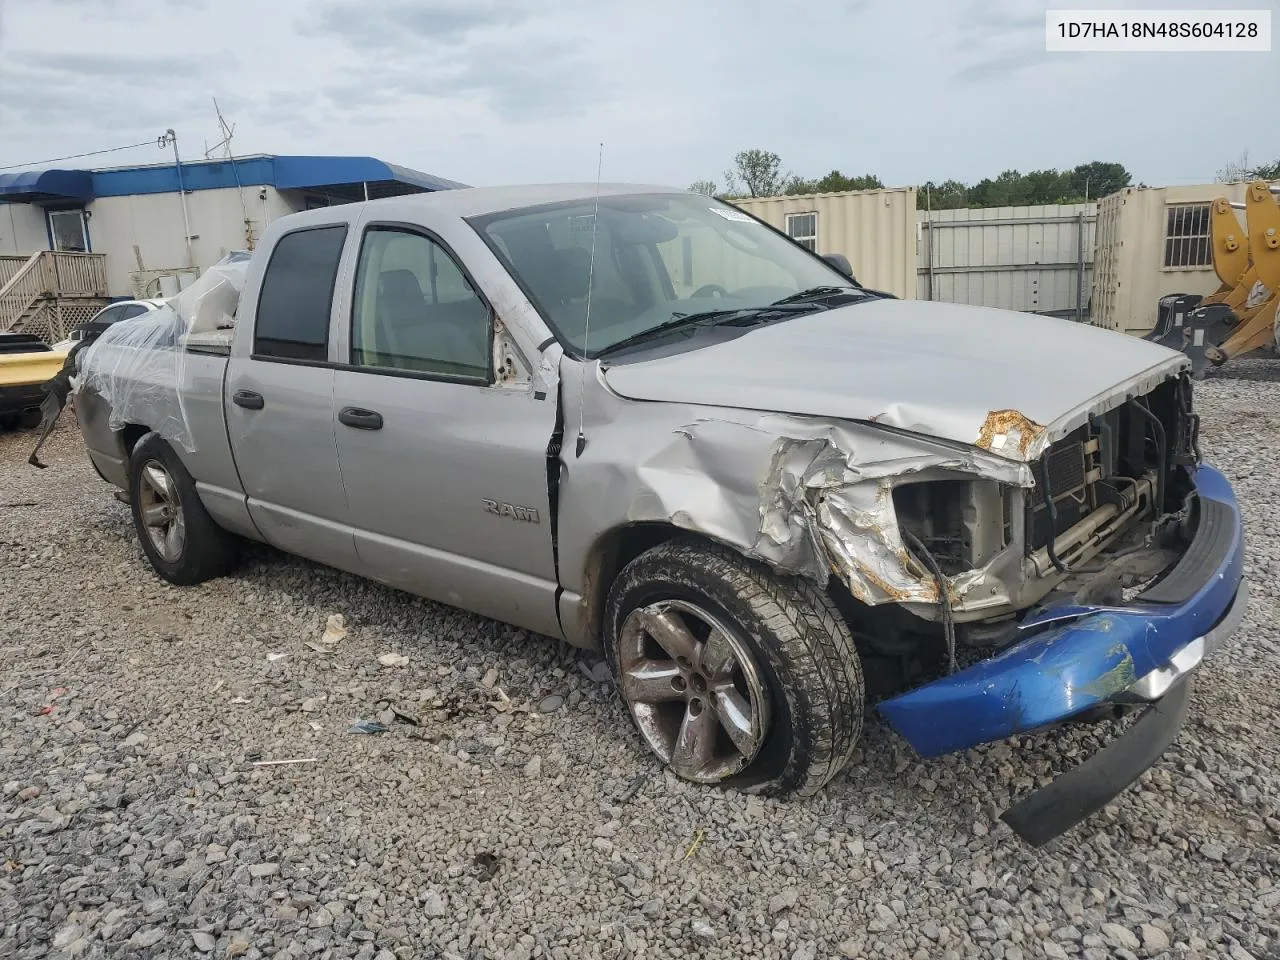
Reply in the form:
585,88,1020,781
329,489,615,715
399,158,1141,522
600,307,1242,844
472,189,1245,844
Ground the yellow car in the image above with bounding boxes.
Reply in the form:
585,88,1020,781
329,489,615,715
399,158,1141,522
0,333,68,430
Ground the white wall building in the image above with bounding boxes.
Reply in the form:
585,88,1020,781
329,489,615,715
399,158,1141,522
0,155,465,297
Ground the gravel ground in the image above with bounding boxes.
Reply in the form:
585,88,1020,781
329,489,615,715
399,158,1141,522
2,365,1278,960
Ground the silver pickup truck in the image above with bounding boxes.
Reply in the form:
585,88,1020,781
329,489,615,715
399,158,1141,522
73,184,1246,844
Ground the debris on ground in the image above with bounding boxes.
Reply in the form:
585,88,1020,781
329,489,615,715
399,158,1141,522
473,852,500,881
319,613,346,647
346,719,390,735
377,652,409,668
390,706,420,726
618,773,648,804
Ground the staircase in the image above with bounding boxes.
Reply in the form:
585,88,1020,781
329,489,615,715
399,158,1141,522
0,251,110,343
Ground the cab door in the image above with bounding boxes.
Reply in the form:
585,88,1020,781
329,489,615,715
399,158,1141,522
224,223,359,570
330,224,561,637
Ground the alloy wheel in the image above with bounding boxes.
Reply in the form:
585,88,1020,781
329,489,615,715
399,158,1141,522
616,599,771,783
137,460,186,563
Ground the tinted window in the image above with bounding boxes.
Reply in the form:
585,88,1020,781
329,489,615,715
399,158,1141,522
92,304,125,325
119,304,150,320
350,228,490,379
255,225,347,361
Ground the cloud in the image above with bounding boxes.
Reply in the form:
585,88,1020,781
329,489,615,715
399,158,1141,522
953,47,1052,84
302,0,531,50
0,46,227,146
943,0,1051,83
290,2,613,124
0,0,1276,195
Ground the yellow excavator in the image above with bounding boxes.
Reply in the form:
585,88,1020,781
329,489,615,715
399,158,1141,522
1147,179,1280,376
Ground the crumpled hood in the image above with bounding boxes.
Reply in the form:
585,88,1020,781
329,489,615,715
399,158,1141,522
602,298,1188,461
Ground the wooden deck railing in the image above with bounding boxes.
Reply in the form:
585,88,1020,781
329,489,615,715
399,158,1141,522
0,255,31,290
0,251,108,332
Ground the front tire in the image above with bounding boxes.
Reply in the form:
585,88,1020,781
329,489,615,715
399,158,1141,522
605,538,864,795
128,432,237,585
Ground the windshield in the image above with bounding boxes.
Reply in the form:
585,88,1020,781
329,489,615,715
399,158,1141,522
472,193,855,357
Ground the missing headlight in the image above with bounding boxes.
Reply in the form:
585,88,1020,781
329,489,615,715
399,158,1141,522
893,478,1010,575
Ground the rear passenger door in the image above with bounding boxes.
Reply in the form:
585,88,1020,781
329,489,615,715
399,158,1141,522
331,224,562,637
224,224,360,570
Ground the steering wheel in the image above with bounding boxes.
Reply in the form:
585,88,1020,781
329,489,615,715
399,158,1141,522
691,283,730,299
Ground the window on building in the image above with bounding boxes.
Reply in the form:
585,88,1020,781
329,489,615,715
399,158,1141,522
785,212,818,251
350,227,490,380
1163,204,1211,269
254,225,348,362
47,209,88,252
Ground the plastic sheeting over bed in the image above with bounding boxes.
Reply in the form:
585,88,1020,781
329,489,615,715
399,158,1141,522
75,252,250,454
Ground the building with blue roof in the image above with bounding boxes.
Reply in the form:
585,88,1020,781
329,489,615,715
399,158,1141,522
0,154,466,297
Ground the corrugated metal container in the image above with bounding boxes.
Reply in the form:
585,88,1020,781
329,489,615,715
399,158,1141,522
1091,181,1262,335
733,188,918,299
916,203,1095,316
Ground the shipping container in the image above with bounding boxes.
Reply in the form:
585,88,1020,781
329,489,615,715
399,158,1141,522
732,188,918,299
916,203,1095,316
1091,181,1265,336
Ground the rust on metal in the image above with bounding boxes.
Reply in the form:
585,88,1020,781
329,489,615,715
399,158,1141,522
975,409,1045,459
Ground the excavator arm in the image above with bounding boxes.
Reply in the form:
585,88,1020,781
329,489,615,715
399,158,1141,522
1204,181,1280,367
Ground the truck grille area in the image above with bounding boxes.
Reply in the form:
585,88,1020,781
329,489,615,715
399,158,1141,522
1027,434,1093,552
1025,378,1190,559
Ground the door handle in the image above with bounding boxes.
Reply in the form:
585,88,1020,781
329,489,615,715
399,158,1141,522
232,389,264,410
338,406,383,430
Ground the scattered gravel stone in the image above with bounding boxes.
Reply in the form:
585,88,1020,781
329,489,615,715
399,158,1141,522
1141,924,1171,952
422,891,447,919
190,930,215,952
128,927,164,949
769,888,799,915
690,919,717,944
1101,922,1140,951
1,375,1276,959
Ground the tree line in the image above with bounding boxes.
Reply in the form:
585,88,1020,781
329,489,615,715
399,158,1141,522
692,149,1280,210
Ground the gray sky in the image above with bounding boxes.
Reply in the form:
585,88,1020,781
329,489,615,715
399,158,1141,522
1,0,1275,189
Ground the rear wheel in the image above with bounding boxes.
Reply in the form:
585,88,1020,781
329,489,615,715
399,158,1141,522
605,538,864,795
128,432,238,584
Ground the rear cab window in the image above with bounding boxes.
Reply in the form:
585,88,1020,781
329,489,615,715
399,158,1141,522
254,225,348,362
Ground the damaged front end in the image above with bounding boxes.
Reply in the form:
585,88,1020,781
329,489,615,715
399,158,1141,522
580,351,1240,843
869,375,1247,845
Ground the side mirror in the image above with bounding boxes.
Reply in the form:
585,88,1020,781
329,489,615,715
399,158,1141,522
822,252,856,281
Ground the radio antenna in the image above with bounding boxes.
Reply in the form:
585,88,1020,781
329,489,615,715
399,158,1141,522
575,141,604,458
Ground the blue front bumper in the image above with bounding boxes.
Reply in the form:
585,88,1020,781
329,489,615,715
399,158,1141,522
878,464,1245,758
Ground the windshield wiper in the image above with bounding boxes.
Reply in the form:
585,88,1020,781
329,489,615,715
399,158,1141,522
771,285,867,305
594,304,816,358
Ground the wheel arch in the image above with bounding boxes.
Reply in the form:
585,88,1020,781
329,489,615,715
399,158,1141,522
576,521,689,649
119,423,152,461
575,521,869,653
